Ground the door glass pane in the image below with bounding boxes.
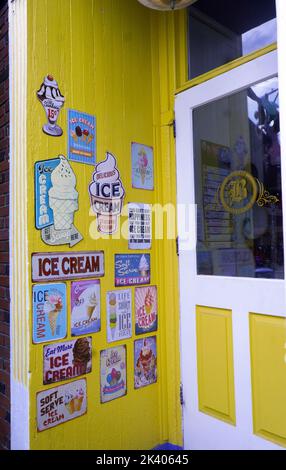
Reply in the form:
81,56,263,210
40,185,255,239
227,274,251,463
194,77,284,279
188,0,277,80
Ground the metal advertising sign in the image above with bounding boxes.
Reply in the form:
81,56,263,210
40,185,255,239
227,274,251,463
100,346,127,403
32,283,67,344
32,251,105,282
106,290,132,343
43,337,92,385
135,286,158,335
68,109,96,165
37,379,87,432
134,337,157,389
71,280,101,336
131,143,154,191
36,75,65,137
128,203,152,250
115,254,151,287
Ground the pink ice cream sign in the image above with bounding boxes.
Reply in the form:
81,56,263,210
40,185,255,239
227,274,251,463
89,152,125,234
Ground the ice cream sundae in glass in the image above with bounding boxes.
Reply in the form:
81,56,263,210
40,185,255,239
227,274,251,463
37,75,65,137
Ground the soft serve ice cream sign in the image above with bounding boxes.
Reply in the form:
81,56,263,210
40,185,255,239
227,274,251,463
89,152,125,234
35,155,83,246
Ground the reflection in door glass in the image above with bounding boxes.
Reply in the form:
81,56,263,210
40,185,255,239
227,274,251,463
194,77,284,279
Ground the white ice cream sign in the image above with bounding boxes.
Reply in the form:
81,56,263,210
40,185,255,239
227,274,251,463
89,152,125,234
35,156,83,246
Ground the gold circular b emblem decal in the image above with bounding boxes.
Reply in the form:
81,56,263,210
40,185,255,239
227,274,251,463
219,171,258,215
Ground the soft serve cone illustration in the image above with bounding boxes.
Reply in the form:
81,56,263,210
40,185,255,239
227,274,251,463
89,152,125,234
37,75,65,136
49,156,79,231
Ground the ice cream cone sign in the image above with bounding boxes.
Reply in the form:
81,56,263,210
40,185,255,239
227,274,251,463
89,152,125,234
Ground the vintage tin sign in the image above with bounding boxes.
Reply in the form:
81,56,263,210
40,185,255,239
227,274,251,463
43,337,92,385
115,254,150,287
100,346,127,403
68,109,96,165
36,75,65,137
71,280,101,336
135,286,158,335
32,251,105,282
89,152,125,234
106,290,132,343
134,337,157,389
37,379,87,432
128,203,152,250
32,283,67,344
34,156,82,247
131,142,154,191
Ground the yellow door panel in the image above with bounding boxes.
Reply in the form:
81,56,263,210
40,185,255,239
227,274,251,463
250,313,286,447
196,306,236,425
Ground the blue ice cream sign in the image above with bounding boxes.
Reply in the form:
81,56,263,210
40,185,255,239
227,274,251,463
68,109,96,165
35,158,60,229
115,254,151,287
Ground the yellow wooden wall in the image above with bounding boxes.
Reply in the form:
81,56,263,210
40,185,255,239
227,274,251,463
27,0,183,450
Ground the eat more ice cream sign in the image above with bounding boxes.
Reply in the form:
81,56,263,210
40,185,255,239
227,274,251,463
32,251,105,282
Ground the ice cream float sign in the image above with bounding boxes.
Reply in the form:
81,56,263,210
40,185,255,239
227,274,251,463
43,337,92,385
37,75,65,137
134,337,157,389
71,280,101,336
68,109,96,165
32,251,105,282
135,286,158,335
35,156,83,247
89,152,125,234
37,379,87,432
100,346,127,403
106,290,132,343
32,283,67,344
131,142,154,191
115,254,151,286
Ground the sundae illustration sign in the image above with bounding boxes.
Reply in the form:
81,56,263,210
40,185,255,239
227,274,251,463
132,143,154,191
89,152,125,234
32,283,67,344
37,379,87,432
35,155,83,247
100,346,127,403
115,254,151,286
106,290,132,343
43,338,92,385
71,280,101,336
134,337,157,389
37,75,65,137
68,109,96,165
135,286,158,335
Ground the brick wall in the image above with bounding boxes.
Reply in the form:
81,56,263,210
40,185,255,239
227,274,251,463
0,0,10,451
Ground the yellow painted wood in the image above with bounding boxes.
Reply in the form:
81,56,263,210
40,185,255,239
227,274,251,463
176,42,277,94
26,0,182,450
196,306,236,425
250,313,286,448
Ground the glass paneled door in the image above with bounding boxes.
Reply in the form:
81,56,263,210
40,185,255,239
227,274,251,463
175,49,286,449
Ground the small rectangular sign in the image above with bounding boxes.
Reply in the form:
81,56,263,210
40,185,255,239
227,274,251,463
134,337,157,389
71,280,101,336
128,203,152,250
34,158,60,230
106,290,132,343
115,254,150,287
135,286,158,335
131,143,154,191
32,283,67,344
68,109,96,165
32,251,104,282
37,379,87,432
100,346,127,403
43,338,92,385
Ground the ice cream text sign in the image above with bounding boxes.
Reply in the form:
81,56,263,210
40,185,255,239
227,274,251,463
32,251,105,282
43,338,92,385
37,75,65,137
106,290,132,343
100,346,127,403
35,156,82,247
115,254,151,286
135,286,158,335
89,152,125,234
71,280,101,336
32,283,67,344
37,379,87,432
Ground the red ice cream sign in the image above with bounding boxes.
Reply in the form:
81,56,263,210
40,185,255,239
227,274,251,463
32,251,104,282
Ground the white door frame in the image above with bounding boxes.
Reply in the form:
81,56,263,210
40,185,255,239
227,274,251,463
175,24,286,448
